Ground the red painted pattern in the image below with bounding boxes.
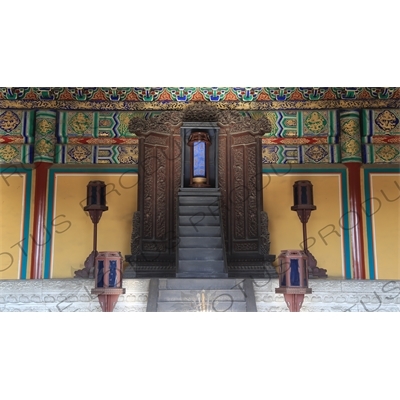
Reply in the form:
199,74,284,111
30,162,51,279
345,163,366,279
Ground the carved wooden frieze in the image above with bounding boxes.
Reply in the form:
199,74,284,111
155,146,167,239
233,242,259,252
128,103,271,137
130,211,141,255
173,135,182,219
259,211,271,255
145,135,168,146
218,134,228,251
143,145,155,239
218,110,271,135
232,134,256,145
129,111,183,135
182,103,219,122
247,144,258,239
232,146,245,239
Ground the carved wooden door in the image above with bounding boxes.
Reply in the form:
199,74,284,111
224,132,263,258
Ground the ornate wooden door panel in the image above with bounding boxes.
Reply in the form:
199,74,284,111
139,133,176,257
226,132,263,256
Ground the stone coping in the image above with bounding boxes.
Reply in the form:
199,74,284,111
0,278,399,312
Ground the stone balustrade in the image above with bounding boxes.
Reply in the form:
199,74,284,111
1,278,399,312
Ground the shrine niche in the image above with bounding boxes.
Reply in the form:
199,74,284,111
124,103,277,278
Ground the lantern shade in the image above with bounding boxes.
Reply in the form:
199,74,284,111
94,251,124,289
291,180,316,211
188,131,211,187
91,251,126,312
193,141,206,178
276,249,312,294
84,180,108,211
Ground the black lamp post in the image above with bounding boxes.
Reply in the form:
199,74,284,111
291,180,328,279
291,180,316,256
84,181,108,272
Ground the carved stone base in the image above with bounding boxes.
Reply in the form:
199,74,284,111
124,259,279,279
124,255,176,278
91,288,126,312
123,264,136,278
74,251,97,279
306,251,328,279
227,254,278,279
284,294,305,312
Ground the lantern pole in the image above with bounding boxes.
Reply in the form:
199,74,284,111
84,181,109,275
291,181,315,253
93,217,98,255
302,213,308,253
90,210,101,270
297,208,312,254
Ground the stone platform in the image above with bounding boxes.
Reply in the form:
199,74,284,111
0,278,399,312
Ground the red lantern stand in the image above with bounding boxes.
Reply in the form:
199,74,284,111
83,181,125,312
275,250,312,312
91,251,126,312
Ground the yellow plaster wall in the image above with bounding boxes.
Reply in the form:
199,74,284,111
0,172,32,279
369,174,400,280
263,173,345,278
50,173,138,278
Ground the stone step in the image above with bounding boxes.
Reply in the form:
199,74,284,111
179,248,224,260
179,196,220,206
179,205,219,216
161,278,244,290
178,260,225,273
179,237,222,248
178,188,221,196
157,301,246,312
175,272,228,278
179,215,220,226
179,226,221,237
158,289,246,302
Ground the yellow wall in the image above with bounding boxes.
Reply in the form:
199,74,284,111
263,173,345,278
50,173,138,278
369,174,400,279
0,171,34,279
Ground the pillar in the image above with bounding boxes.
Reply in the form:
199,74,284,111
30,110,56,279
340,110,366,279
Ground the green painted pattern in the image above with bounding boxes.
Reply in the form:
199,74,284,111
34,110,57,163
0,87,399,103
340,110,362,163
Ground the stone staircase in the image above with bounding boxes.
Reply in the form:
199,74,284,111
176,188,228,278
146,278,257,312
